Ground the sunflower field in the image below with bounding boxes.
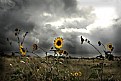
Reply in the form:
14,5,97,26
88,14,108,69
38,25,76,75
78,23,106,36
0,29,121,81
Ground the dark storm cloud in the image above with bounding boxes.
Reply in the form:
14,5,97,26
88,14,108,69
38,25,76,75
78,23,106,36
1,0,120,57
0,0,35,52
63,0,76,8
112,20,121,54
18,0,95,56
110,0,121,55
62,33,91,56
76,0,121,56
62,0,77,14
79,24,121,56
0,0,96,56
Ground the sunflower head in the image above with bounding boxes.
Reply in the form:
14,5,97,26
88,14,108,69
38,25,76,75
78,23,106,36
54,37,63,49
32,44,38,51
19,44,26,56
71,71,82,77
15,28,19,31
78,71,82,76
81,36,84,44
58,50,64,55
74,72,79,76
63,50,68,55
107,43,113,51
98,41,102,46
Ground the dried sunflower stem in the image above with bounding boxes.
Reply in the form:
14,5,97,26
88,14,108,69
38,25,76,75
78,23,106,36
31,50,42,58
17,36,20,47
38,47,48,62
89,43,102,55
38,47,46,53
101,43,106,51
21,35,26,45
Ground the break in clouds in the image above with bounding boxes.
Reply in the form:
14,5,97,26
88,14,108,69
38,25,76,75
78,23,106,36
0,0,121,57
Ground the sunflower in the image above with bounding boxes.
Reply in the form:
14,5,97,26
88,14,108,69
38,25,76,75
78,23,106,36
63,50,68,56
19,44,26,56
81,36,84,44
58,50,64,55
74,72,79,77
15,28,19,31
71,71,82,77
54,37,63,49
107,43,113,51
71,73,74,76
78,72,82,76
71,73,73,75
32,44,38,51
98,41,101,46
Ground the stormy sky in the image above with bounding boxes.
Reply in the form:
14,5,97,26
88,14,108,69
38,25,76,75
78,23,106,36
0,0,121,57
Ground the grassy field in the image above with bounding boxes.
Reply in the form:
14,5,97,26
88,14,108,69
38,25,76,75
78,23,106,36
0,56,121,81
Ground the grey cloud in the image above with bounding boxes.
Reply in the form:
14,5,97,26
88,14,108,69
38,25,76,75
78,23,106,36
81,25,121,56
115,0,121,17
78,0,115,7
0,0,35,52
112,21,121,54
0,0,120,57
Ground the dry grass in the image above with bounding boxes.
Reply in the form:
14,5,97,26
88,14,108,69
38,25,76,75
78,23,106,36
0,56,121,81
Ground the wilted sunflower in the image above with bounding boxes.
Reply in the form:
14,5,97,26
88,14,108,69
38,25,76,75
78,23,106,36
32,44,38,51
54,37,63,49
63,50,68,56
58,50,64,55
81,36,84,44
19,44,26,56
107,43,113,51
15,28,18,31
98,41,102,46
